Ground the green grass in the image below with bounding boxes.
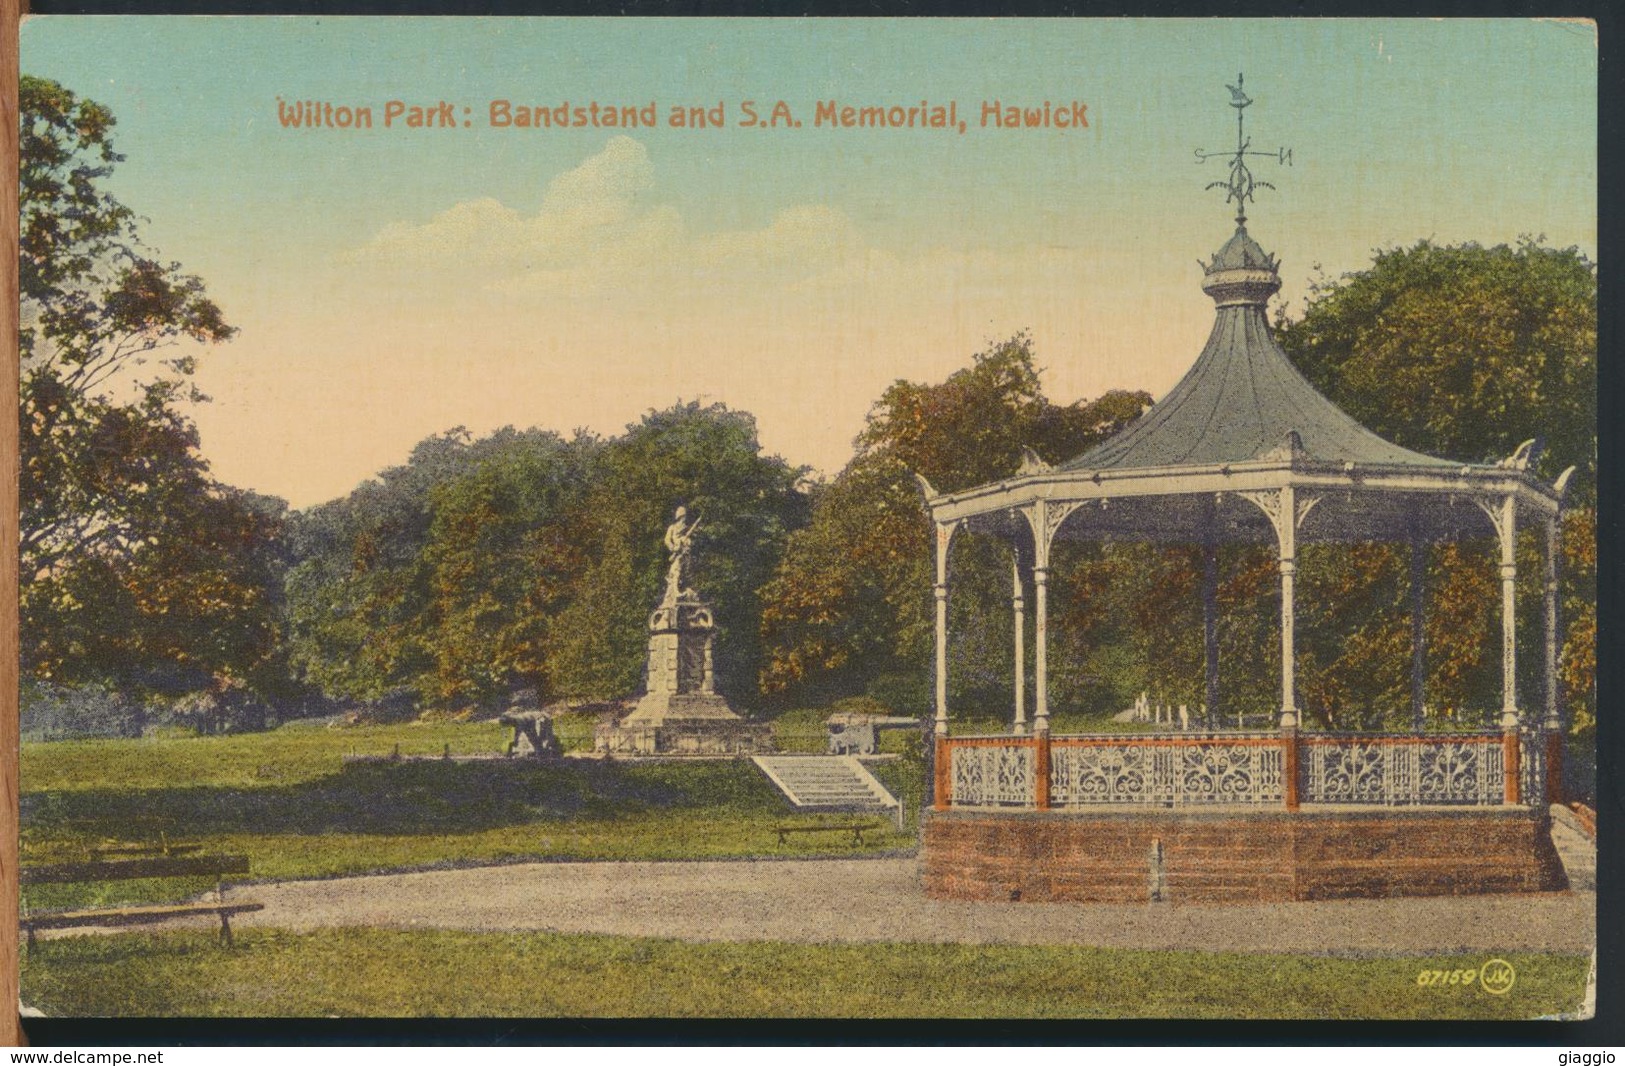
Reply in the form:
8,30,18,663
20,928,1590,1019
21,721,922,902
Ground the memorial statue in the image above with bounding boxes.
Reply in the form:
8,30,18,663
662,505,701,603
598,500,771,755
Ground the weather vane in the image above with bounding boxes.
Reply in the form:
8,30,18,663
1194,73,1292,225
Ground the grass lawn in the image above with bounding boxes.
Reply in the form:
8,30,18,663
20,928,1590,1019
21,720,923,904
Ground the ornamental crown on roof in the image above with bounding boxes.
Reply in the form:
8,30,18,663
1059,75,1455,473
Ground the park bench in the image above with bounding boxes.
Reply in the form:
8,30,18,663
774,820,883,846
20,851,264,953
87,838,204,861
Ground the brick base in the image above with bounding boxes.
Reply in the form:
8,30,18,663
922,807,1566,903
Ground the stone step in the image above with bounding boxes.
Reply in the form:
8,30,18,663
752,755,900,811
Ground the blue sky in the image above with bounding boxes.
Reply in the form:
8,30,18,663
22,17,1597,506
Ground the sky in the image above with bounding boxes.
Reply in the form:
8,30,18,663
20,17,1597,509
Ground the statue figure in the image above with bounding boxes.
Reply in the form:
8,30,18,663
662,505,701,603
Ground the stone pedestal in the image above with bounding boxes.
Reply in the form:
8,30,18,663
597,593,772,756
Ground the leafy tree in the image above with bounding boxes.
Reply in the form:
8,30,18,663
1264,238,1596,736
287,406,807,714
20,76,236,581
859,331,1152,492
760,334,1150,709
19,76,287,702
284,427,590,709
414,432,594,709
758,452,933,703
548,403,808,704
1277,238,1595,488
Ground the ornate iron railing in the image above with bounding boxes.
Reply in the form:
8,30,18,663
938,728,1551,810
1050,736,1284,807
1299,735,1503,806
1520,730,1548,809
948,738,1037,807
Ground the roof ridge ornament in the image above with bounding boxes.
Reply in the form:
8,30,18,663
1194,72,1293,227
1255,429,1306,464
1017,447,1053,476
1496,437,1544,471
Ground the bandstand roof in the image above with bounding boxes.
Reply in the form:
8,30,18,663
920,222,1570,548
1063,225,1453,474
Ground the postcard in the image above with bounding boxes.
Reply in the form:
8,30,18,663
15,16,1597,1024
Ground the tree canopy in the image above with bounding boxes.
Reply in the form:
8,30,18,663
285,404,807,715
1276,238,1596,490
760,334,1151,707
1273,238,1596,737
19,76,286,701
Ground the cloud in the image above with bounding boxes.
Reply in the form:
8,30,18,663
349,135,668,269
347,136,866,297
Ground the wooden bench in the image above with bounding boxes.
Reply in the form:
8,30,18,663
87,839,205,861
21,852,264,953
774,821,883,846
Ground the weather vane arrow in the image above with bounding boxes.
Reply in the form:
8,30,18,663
1194,73,1293,225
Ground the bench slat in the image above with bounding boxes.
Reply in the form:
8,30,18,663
21,854,252,885
89,843,205,860
23,902,264,931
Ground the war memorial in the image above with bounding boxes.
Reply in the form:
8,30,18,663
596,506,774,755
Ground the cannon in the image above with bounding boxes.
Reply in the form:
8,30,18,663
825,713,923,756
499,709,561,759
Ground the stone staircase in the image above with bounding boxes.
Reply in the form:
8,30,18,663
1549,804,1596,891
752,755,901,814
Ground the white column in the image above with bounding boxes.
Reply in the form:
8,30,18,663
1033,566,1050,735
1032,501,1051,736
1410,539,1427,732
1278,485,1298,729
1202,542,1219,727
1497,495,1519,728
1543,515,1561,732
934,521,952,737
1012,554,1027,735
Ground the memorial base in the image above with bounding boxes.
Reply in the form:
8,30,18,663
595,718,774,756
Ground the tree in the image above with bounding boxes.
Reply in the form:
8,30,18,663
414,431,594,709
1268,238,1595,737
1277,238,1595,487
548,403,809,704
19,76,286,702
284,427,586,708
760,334,1150,709
286,406,808,714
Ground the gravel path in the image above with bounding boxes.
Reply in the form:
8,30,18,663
223,854,1596,956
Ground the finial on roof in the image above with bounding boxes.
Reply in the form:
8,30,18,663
1194,72,1293,226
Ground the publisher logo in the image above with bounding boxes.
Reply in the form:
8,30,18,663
1480,958,1517,995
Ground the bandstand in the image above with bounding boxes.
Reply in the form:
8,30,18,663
916,81,1573,903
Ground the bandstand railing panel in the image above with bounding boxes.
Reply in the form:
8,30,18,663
1049,735,1284,807
936,729,1549,810
948,737,1037,807
1519,730,1548,809
1299,734,1504,806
